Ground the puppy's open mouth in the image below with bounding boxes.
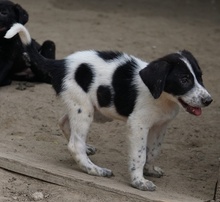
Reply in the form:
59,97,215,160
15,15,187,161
178,98,201,116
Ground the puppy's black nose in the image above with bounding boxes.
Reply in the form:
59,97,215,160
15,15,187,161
202,97,213,106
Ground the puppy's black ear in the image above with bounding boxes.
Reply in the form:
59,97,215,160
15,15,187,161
139,61,171,99
14,4,29,24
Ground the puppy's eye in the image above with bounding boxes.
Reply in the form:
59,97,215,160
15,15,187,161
0,9,8,16
180,76,190,84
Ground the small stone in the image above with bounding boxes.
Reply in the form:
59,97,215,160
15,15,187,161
12,196,18,200
32,192,44,201
44,194,50,198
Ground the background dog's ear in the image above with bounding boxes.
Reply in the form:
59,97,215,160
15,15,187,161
14,4,29,24
139,61,171,99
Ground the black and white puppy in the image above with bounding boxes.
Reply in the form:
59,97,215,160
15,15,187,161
0,0,55,86
5,23,213,191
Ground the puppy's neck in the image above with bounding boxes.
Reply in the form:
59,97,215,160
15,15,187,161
156,92,180,117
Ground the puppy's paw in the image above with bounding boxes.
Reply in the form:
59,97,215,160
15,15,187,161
100,168,113,177
88,166,113,177
131,179,156,191
144,165,164,178
86,144,96,156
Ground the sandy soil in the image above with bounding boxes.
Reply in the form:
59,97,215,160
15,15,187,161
0,0,220,201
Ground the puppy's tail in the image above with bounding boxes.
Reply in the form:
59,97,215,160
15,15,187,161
4,23,66,95
4,23,31,45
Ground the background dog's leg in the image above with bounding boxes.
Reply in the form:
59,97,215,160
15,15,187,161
58,114,96,155
0,61,13,86
127,119,156,191
143,124,167,178
40,40,56,59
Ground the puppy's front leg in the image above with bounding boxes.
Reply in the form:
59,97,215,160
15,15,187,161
144,124,167,178
127,120,156,191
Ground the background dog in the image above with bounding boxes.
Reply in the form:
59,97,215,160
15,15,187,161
0,0,56,87
5,23,212,191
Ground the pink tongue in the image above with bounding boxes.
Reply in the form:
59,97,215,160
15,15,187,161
187,106,202,116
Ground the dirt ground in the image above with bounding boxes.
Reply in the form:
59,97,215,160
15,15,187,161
0,0,220,201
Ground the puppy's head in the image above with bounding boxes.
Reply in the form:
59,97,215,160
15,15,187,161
139,50,212,116
0,1,28,35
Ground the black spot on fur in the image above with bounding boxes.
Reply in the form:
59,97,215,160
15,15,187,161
97,51,123,61
112,59,138,116
75,63,94,93
78,108,82,113
97,85,112,107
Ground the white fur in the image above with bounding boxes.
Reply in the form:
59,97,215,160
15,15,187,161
4,23,31,45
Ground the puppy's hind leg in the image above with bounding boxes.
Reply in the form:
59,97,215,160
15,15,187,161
58,114,96,156
67,102,113,177
58,114,71,140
